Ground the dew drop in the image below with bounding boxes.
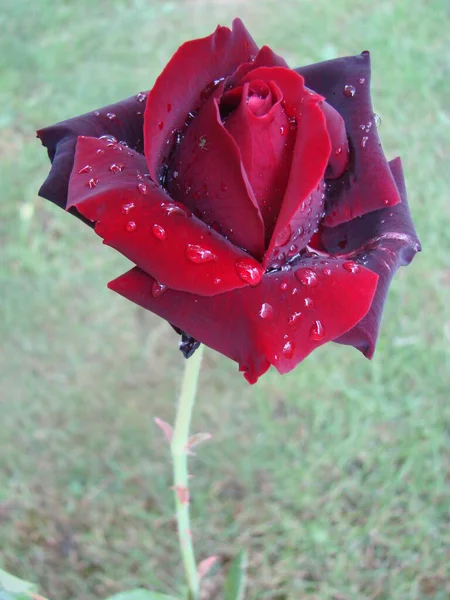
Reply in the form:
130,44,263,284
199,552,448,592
121,202,135,215
152,281,167,297
167,103,172,112
322,267,332,276
343,261,360,274
275,224,291,247
282,340,295,359
94,110,100,117
106,112,117,121
359,77,366,84
259,302,273,319
126,221,136,232
78,164,92,174
235,259,264,286
99,134,117,143
304,297,314,309
280,125,287,136
361,136,369,148
158,121,164,130
383,199,390,205
109,162,125,174
96,149,105,155
161,202,189,217
173,170,179,179
137,183,148,195
288,312,302,326
136,92,147,103
280,282,288,291
335,147,342,156
185,244,217,264
374,113,381,127
309,320,325,341
152,224,167,240
295,268,318,286
220,181,228,192
213,277,222,285
343,84,356,98
87,177,98,189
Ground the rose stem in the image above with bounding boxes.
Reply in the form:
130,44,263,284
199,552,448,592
171,344,204,599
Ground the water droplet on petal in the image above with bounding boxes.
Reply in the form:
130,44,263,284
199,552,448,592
383,199,390,205
309,320,325,341
87,177,99,189
109,162,125,173
374,113,381,127
136,92,147,103
259,302,273,319
335,147,342,156
99,134,117,143
359,77,366,84
220,181,228,192
126,221,136,232
185,244,217,264
235,259,264,286
137,183,148,195
343,261,360,274
152,224,167,240
322,267,332,276
106,112,117,121
94,110,100,117
282,340,295,359
280,125,287,136
280,282,288,291
344,84,356,98
121,202,135,215
167,103,172,112
161,202,189,217
288,312,302,326
295,268,319,286
275,224,291,247
213,277,222,285
152,281,167,297
96,148,105,155
158,121,164,130
361,136,369,148
78,164,92,174
304,297,314,309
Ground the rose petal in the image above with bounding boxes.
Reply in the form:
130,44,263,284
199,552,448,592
239,68,331,268
108,258,378,384
69,136,263,296
321,157,421,356
37,93,148,218
144,18,259,182
222,80,295,242
166,89,265,258
296,52,401,226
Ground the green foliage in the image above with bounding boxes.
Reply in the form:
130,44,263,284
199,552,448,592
105,590,178,600
0,569,39,600
223,552,247,600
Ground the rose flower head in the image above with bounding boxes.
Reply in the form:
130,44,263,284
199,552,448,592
37,19,420,383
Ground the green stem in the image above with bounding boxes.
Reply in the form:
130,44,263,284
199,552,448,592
171,345,204,600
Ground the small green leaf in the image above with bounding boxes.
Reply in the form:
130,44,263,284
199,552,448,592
0,570,37,596
223,551,248,600
105,590,179,600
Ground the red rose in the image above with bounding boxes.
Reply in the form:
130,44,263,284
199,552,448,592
38,19,420,383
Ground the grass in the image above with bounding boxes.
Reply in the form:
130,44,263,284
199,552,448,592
1,0,449,598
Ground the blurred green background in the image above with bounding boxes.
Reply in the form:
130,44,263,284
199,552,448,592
1,0,449,598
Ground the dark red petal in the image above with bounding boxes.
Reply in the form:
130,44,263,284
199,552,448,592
69,136,263,296
166,92,265,259
321,157,421,356
321,101,349,179
240,68,331,268
144,18,258,182
296,52,401,226
225,44,290,87
108,258,378,384
37,93,148,219
223,80,295,242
